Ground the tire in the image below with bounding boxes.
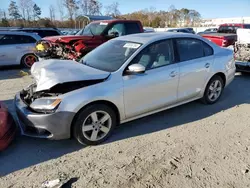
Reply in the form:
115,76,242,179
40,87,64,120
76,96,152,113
73,104,117,145
201,75,224,104
21,54,38,68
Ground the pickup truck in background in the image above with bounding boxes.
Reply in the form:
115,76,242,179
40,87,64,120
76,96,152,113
35,19,144,61
200,23,250,47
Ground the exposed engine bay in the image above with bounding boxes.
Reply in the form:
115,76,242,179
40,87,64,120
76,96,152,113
35,40,88,61
233,28,250,62
20,79,105,107
234,43,250,62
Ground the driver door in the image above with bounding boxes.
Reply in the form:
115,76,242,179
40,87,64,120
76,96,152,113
123,39,180,119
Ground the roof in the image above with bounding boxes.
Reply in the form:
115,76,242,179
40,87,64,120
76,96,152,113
91,19,141,24
11,27,59,30
83,15,114,21
114,32,202,44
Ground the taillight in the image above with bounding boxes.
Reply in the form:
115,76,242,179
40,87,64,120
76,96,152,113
222,39,228,47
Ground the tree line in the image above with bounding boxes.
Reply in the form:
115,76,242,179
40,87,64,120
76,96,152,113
1,0,202,28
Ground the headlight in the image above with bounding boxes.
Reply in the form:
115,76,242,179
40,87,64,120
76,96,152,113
30,98,61,112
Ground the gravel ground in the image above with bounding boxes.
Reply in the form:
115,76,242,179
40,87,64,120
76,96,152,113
0,68,250,188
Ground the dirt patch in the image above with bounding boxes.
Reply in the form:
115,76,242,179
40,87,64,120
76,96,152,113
0,71,250,188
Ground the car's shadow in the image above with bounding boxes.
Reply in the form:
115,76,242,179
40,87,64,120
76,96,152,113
0,66,30,80
0,73,249,177
108,73,250,142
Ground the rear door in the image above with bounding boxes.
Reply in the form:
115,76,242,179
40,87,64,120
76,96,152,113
175,38,214,102
0,34,18,65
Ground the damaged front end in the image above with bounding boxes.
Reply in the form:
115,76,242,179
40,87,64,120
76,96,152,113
20,79,106,114
34,39,88,61
233,43,250,72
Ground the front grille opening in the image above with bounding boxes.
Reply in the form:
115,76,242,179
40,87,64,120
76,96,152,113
25,126,51,137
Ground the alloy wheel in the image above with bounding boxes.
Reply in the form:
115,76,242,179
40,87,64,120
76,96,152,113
208,80,222,102
23,54,37,67
82,111,112,141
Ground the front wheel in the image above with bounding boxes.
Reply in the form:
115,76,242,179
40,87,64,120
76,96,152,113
201,75,224,104
73,104,117,145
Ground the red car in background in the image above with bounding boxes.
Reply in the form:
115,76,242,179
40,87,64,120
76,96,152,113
0,101,16,151
35,19,144,61
201,23,250,47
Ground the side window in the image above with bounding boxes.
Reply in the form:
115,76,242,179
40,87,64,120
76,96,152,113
125,23,141,35
0,35,22,45
108,23,125,36
203,42,213,56
244,24,250,29
0,35,36,45
176,38,204,61
42,30,60,37
32,30,45,38
21,35,36,43
130,40,175,70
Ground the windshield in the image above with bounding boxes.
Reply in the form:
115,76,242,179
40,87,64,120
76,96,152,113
80,40,142,72
76,22,108,36
218,26,240,34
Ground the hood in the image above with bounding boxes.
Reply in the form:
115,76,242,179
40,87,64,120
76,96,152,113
31,59,110,92
43,35,95,43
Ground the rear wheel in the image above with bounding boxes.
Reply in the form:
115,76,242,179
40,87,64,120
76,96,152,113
201,75,224,104
73,104,117,145
21,54,38,68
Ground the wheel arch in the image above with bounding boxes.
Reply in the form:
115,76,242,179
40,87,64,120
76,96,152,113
210,72,226,87
70,100,121,138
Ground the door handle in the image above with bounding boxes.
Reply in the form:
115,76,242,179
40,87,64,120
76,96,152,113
170,71,177,77
205,63,210,68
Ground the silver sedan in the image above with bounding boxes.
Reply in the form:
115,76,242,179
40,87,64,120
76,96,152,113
0,31,40,68
15,32,236,145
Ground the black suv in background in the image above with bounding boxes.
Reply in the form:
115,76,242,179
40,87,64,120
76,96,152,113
10,28,62,38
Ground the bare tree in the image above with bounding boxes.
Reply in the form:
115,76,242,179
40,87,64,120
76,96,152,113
79,0,88,15
105,2,120,17
18,0,26,19
18,0,34,21
57,0,65,21
49,5,55,22
63,0,78,21
79,0,102,15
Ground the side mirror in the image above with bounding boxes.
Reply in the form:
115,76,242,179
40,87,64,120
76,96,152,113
126,64,146,74
108,31,119,38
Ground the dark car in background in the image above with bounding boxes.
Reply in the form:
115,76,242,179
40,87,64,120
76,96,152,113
167,28,194,34
184,27,196,34
10,28,62,38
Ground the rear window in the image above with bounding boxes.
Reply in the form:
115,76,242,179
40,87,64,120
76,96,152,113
218,26,241,33
125,23,141,35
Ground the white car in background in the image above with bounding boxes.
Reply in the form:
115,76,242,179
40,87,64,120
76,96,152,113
0,31,41,68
